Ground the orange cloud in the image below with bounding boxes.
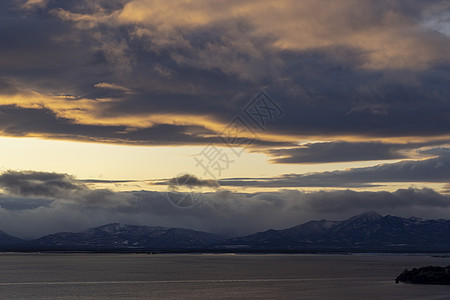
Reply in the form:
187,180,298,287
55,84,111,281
49,0,449,71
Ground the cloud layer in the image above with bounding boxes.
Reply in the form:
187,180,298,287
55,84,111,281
0,0,448,148
1,170,450,239
221,146,450,188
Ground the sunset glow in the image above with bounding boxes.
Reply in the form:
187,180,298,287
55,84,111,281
0,0,449,237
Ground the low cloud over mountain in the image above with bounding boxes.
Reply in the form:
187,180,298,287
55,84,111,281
1,170,450,239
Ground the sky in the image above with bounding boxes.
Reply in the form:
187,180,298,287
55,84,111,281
0,0,449,238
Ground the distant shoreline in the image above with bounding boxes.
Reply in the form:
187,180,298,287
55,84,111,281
1,249,450,255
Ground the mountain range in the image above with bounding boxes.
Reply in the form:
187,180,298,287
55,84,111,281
223,211,450,251
2,212,450,252
31,223,223,249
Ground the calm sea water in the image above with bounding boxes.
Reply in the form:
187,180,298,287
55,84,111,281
0,253,449,299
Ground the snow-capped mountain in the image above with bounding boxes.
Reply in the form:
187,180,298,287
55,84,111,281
30,223,224,249
223,212,450,250
2,212,450,251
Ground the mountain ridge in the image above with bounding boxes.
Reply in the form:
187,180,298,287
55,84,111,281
1,212,450,251
31,223,224,249
0,229,26,245
223,212,450,250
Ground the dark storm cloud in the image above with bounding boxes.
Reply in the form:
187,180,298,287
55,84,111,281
0,2,103,93
0,170,83,198
0,170,127,208
0,196,53,211
0,0,448,148
263,142,415,164
262,140,450,164
0,105,120,139
220,147,450,188
0,77,19,94
300,188,450,214
167,174,220,188
0,105,290,146
263,61,450,138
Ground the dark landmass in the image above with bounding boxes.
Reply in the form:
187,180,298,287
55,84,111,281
31,223,223,249
0,230,26,245
2,212,450,252
221,211,450,251
396,266,450,285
